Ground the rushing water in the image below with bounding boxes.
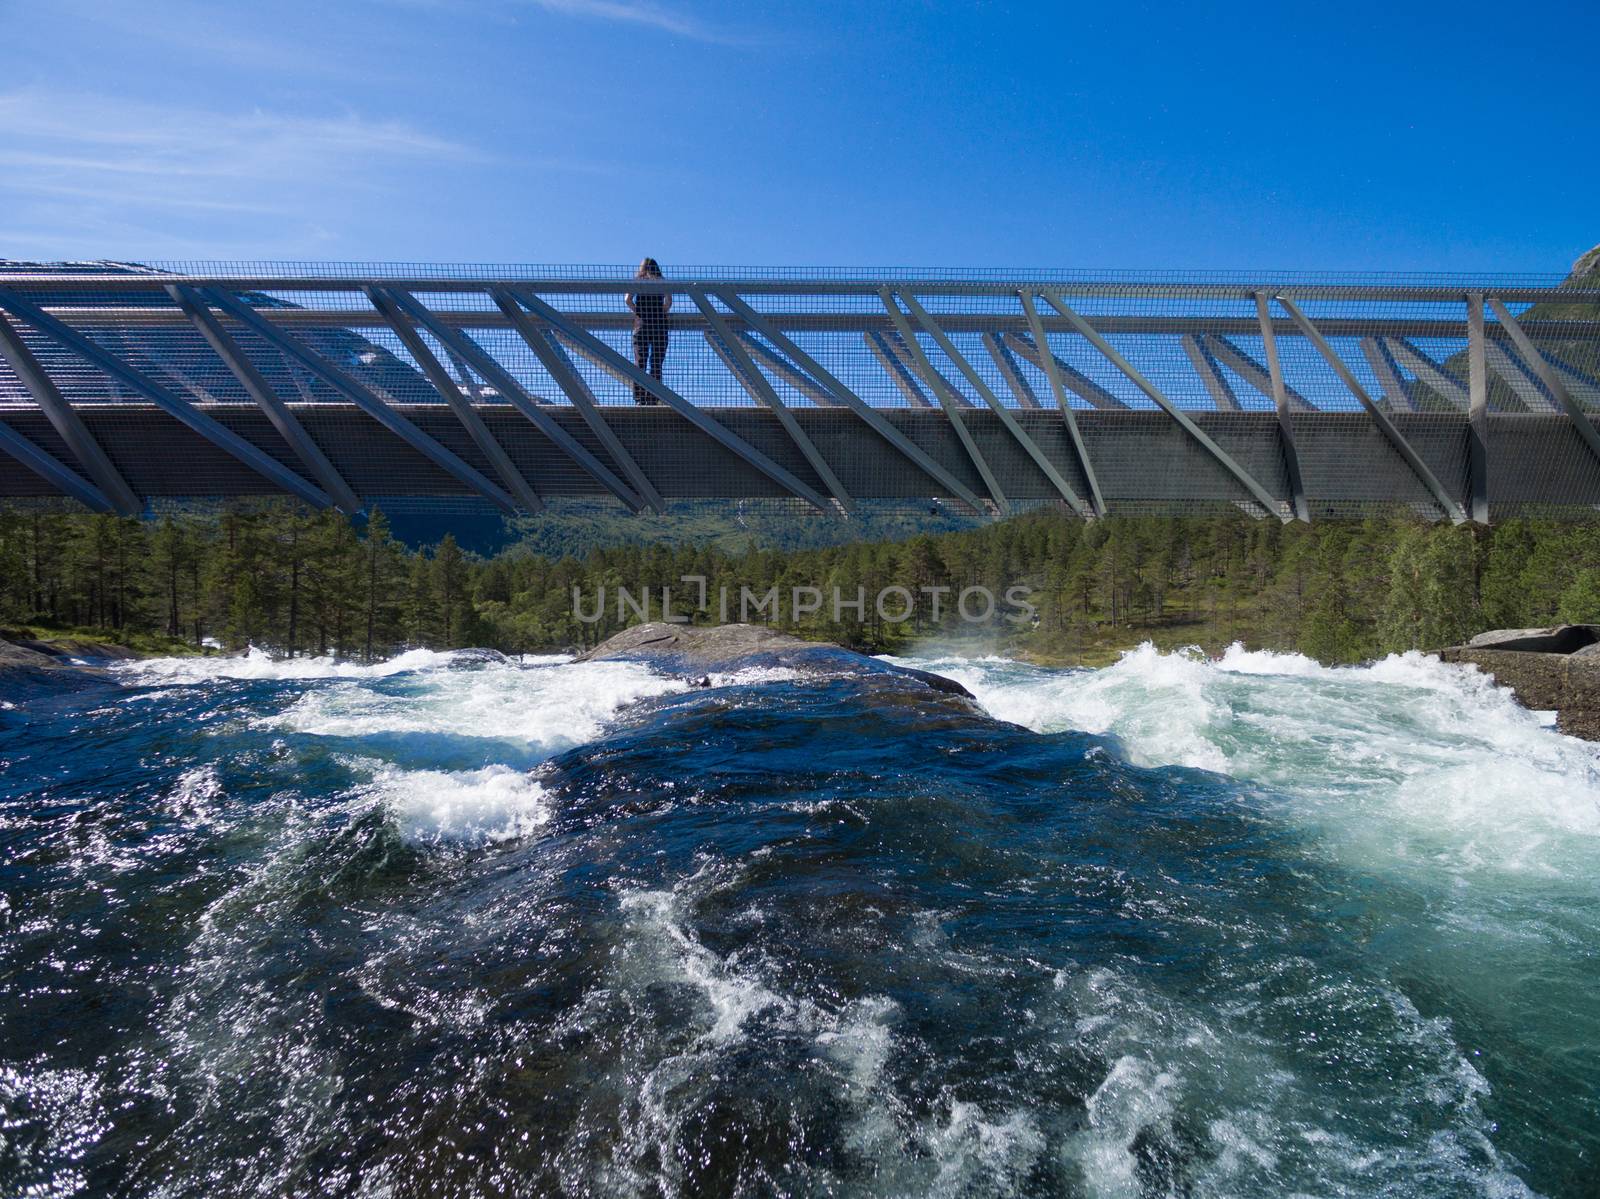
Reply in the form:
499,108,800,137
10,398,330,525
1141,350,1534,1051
1,641,1597,1197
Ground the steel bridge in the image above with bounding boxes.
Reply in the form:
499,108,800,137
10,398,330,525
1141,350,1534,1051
2,261,1599,523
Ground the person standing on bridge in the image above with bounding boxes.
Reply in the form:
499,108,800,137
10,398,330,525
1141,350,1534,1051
626,258,670,404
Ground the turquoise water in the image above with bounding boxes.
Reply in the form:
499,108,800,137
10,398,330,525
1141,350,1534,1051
1,643,1596,1196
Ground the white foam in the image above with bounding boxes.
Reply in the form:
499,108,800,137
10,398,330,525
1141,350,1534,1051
119,645,456,683
273,657,682,756
367,763,551,845
618,886,791,1042
905,643,1600,881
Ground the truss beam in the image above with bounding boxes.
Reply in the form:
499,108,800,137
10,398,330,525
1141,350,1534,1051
863,331,934,408
197,287,518,514
1020,291,1104,516
882,289,1007,512
713,289,988,514
170,285,361,514
361,287,545,513
1466,293,1489,523
735,335,838,407
1384,338,1468,409
1200,334,1315,412
998,332,1127,410
899,290,1091,517
1483,342,1554,411
1255,293,1309,522
1276,296,1466,523
0,423,118,511
1041,290,1287,520
1360,338,1416,411
0,288,330,509
389,286,646,511
492,288,663,511
509,286,829,513
983,332,1041,410
695,290,850,513
523,324,664,513
0,314,140,515
1487,297,1600,472
1181,334,1241,411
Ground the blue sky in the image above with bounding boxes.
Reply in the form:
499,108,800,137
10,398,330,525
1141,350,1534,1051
1,0,1595,273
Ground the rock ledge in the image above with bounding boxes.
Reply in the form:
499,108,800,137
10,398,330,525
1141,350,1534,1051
577,622,974,699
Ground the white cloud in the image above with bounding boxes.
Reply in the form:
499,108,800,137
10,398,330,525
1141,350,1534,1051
369,0,745,43
526,0,724,39
0,91,472,180
0,89,477,259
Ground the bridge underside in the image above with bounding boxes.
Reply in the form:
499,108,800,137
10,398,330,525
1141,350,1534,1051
3,404,1599,521
2,262,1599,523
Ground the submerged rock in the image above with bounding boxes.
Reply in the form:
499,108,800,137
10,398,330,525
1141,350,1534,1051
442,647,513,670
577,622,975,699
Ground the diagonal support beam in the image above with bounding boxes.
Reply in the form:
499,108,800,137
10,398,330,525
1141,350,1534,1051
999,331,1127,410
900,290,1090,517
0,314,140,515
1200,335,1315,413
712,290,988,516
0,288,330,509
880,330,971,407
389,287,646,511
490,288,664,511
1277,296,1466,523
1466,293,1489,524
1021,291,1104,517
1545,351,1600,409
0,422,118,512
1484,341,1556,411
509,286,829,513
864,331,934,408
983,332,1041,410
1488,297,1600,472
522,324,664,513
1042,290,1287,520
695,290,851,514
169,286,362,514
734,336,837,407
1360,337,1416,412
1181,334,1241,411
1384,338,1468,409
1255,293,1309,522
361,287,545,513
198,287,519,514
882,289,1008,513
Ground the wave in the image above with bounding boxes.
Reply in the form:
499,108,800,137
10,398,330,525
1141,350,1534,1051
363,763,552,846
899,643,1600,880
118,645,465,683
272,657,682,751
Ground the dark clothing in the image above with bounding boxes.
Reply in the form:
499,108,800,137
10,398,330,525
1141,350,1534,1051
632,325,666,404
630,292,667,328
629,289,668,404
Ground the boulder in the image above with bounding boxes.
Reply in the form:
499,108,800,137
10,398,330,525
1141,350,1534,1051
1465,626,1600,654
0,638,71,676
576,622,974,699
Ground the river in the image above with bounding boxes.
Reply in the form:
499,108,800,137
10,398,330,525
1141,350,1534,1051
1,643,1595,1196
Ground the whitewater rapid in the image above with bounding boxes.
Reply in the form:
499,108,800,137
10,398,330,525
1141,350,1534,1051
898,644,1600,876
2,640,1589,1195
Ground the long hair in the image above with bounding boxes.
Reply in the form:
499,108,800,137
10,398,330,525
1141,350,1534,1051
636,257,662,278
